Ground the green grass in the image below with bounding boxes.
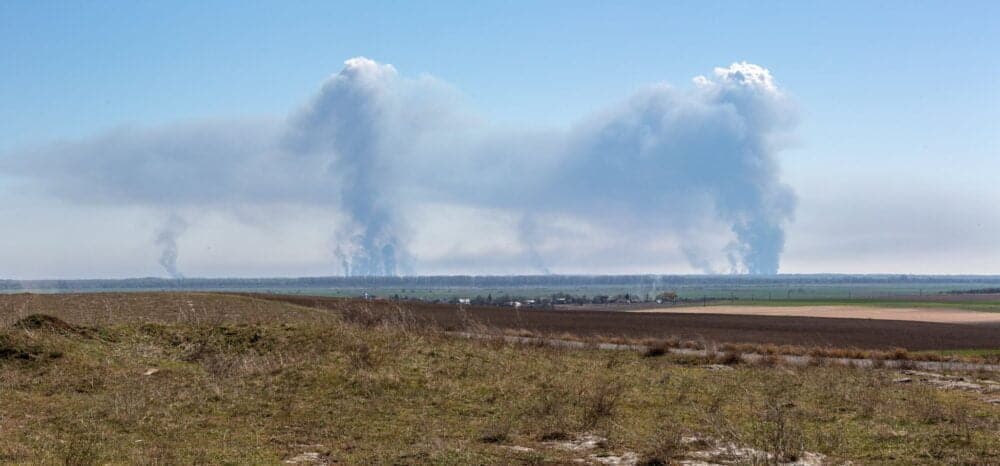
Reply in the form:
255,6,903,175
0,294,997,464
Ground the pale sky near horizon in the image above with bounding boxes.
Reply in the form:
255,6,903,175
1,1,997,278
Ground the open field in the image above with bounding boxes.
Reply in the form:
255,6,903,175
631,304,1000,324
564,296,1000,314
719,298,1000,313
248,294,1000,352
0,292,998,464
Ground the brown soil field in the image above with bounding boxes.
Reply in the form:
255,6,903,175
246,294,1000,351
631,305,1000,324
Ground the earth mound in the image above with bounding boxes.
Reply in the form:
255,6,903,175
13,314,78,332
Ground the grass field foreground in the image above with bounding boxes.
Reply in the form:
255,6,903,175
0,294,997,464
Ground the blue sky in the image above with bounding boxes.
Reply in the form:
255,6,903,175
1,1,997,278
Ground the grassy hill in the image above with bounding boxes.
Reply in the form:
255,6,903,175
0,293,997,464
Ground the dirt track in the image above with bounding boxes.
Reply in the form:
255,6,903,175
632,305,1000,324
246,294,1000,351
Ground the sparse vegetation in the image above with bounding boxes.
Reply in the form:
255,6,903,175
0,293,996,463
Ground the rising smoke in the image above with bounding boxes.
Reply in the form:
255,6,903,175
547,62,797,273
155,214,188,278
284,58,403,276
1,59,797,275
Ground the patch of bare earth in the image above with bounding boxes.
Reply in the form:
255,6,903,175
632,305,1000,324
502,434,830,465
893,370,1000,403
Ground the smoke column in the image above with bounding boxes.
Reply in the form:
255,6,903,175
517,215,551,274
552,62,797,274
286,58,401,276
3,59,798,275
155,214,188,278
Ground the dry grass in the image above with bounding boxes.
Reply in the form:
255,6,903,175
0,293,997,464
499,327,999,365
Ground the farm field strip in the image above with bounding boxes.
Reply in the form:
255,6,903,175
245,293,1000,351
631,304,1000,324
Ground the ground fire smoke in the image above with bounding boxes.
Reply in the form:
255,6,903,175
285,58,403,276
549,62,797,274
155,214,188,278
3,59,797,275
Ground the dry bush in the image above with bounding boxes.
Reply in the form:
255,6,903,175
637,421,685,465
888,347,910,360
756,354,780,367
522,377,573,439
345,340,380,371
477,416,512,444
851,374,886,419
694,379,743,446
680,340,703,350
642,342,669,358
581,377,624,427
947,402,975,445
747,379,804,463
870,356,886,368
910,385,947,424
711,351,743,365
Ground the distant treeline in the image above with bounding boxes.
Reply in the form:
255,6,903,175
3,274,1000,292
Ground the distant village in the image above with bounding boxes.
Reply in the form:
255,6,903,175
381,291,685,309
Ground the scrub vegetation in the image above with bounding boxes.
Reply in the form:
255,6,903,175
0,293,997,464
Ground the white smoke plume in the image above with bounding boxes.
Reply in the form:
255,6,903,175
284,58,404,276
1,59,797,275
155,214,188,278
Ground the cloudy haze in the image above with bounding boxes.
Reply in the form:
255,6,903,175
1,2,996,278
3,58,799,277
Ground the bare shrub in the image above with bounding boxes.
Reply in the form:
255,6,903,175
478,416,512,444
642,343,669,358
581,377,624,428
523,378,572,439
911,385,946,424
947,402,974,445
638,421,685,465
888,347,910,360
345,340,380,371
823,369,886,419
712,351,742,365
757,354,780,367
748,380,804,463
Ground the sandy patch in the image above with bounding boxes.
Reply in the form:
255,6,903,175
631,305,1000,324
